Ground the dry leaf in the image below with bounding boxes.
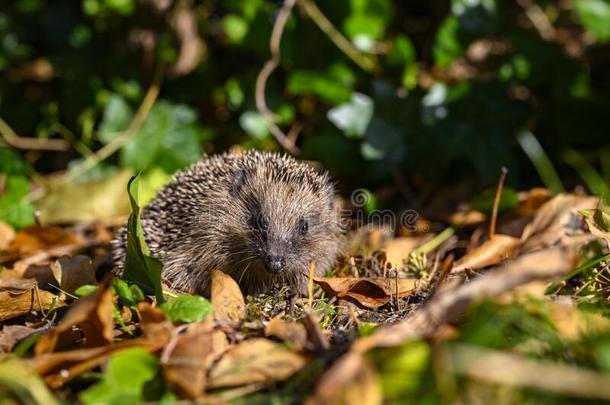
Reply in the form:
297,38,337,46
211,270,246,322
383,235,432,268
580,208,610,249
0,325,39,353
8,225,84,256
452,234,521,273
265,317,309,351
207,338,307,388
163,321,214,399
35,276,114,354
520,194,598,251
314,277,418,309
306,352,382,405
50,255,97,295
0,288,64,321
30,339,162,388
0,220,16,250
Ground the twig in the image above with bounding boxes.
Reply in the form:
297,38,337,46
489,167,508,238
516,0,556,41
0,117,69,151
297,0,379,73
255,0,300,154
64,64,165,182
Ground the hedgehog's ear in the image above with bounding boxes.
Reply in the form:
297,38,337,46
230,168,248,196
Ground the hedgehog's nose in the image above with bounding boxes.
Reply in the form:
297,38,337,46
265,256,285,273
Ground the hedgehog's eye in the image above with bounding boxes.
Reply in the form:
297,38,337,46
298,218,308,236
251,212,268,232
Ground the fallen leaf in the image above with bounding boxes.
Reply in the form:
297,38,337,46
30,339,162,388
35,276,114,354
314,277,418,309
138,303,173,344
163,321,214,399
207,338,307,389
383,235,432,268
37,169,133,225
306,352,382,405
0,220,15,250
0,288,64,321
520,194,598,251
452,234,521,273
50,255,97,295
0,325,39,353
8,225,84,256
211,270,246,322
265,317,310,351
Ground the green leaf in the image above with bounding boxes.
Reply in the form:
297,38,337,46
433,15,462,68
0,147,29,175
222,14,249,44
160,294,214,323
239,111,270,140
104,0,135,16
0,176,36,229
112,277,145,308
123,174,165,304
287,70,353,105
98,94,134,143
327,93,374,138
79,348,160,405
74,284,98,297
575,0,610,42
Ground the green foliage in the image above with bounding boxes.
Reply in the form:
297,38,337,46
112,278,145,308
575,0,610,42
79,348,161,405
123,174,165,304
160,294,214,323
0,147,35,229
74,284,98,297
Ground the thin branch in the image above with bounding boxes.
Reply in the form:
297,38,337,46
255,0,300,154
0,117,69,151
297,0,379,73
64,64,165,182
516,0,556,41
489,166,508,238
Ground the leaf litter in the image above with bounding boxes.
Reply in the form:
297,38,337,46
0,175,610,403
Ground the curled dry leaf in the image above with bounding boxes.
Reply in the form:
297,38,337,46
306,351,382,405
580,208,610,249
50,255,97,295
265,317,310,352
0,287,64,322
35,276,114,354
452,234,521,273
207,338,307,389
211,270,246,322
163,321,214,399
314,277,418,309
7,225,84,257
520,194,598,251
138,302,174,344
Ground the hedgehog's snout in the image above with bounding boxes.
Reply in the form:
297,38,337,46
264,255,286,273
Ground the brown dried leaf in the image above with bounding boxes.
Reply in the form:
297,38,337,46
0,220,15,251
163,321,214,399
265,317,309,351
520,194,598,251
314,277,418,309
8,225,84,256
30,339,162,388
383,235,432,268
207,338,307,389
35,276,114,354
0,288,64,321
580,208,610,249
211,270,246,322
452,234,521,273
0,325,39,353
306,352,382,405
50,255,97,295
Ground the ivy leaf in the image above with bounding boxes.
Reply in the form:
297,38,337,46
160,294,214,323
0,176,36,229
327,93,374,138
123,173,165,304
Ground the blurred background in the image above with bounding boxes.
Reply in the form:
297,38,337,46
1,0,610,228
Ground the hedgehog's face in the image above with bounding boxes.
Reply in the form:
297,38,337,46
229,163,341,284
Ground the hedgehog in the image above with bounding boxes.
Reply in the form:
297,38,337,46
112,150,343,296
